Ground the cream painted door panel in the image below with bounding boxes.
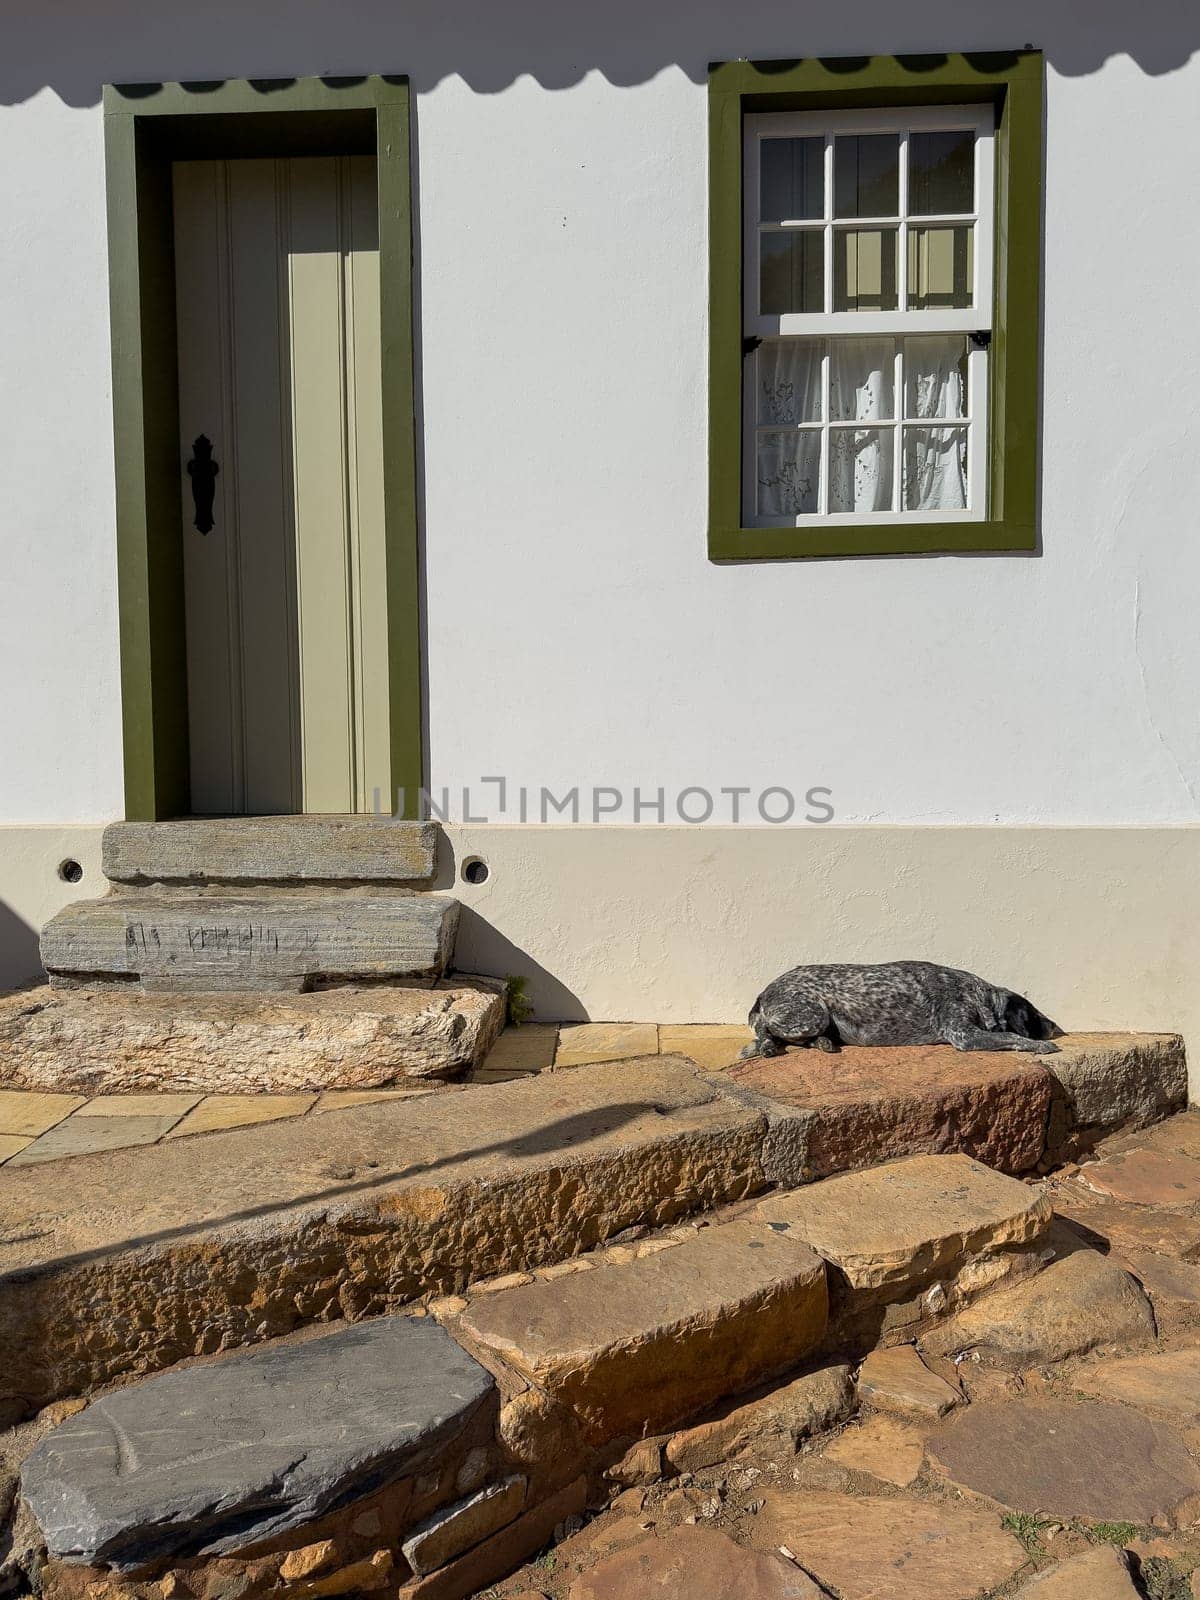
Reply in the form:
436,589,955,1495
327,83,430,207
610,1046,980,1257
173,155,389,815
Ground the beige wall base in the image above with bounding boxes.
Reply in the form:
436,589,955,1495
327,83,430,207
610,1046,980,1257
3,823,1197,1097
440,825,1200,1096
0,827,106,992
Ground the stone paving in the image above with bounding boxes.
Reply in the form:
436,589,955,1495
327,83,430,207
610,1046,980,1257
2,1026,1197,1599
485,1110,1200,1600
0,1022,751,1166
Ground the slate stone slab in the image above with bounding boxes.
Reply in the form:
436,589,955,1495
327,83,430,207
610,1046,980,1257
21,1317,493,1570
40,891,459,989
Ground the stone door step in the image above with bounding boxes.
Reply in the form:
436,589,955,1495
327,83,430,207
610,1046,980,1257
0,1057,768,1420
102,818,439,887
21,1317,496,1571
0,978,505,1095
40,890,460,990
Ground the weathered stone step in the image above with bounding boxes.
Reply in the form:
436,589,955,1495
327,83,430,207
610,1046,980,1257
450,1217,829,1446
102,818,439,886
759,1152,1052,1349
723,1033,1186,1183
0,1057,767,1420
10,1149,1084,1600
759,1153,1050,1290
0,978,504,1094
40,890,459,990
22,1317,495,1571
440,1152,1048,1457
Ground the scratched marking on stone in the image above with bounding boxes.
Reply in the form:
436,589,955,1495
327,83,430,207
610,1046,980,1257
92,1399,269,1477
183,925,283,957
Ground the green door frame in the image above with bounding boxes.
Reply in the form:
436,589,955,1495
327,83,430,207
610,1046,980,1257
103,75,423,820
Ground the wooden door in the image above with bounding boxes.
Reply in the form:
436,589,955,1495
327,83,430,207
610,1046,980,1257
172,155,390,815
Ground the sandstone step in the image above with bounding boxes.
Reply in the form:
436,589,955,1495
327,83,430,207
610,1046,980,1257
1044,1033,1187,1146
40,890,459,990
757,1153,1052,1350
723,1033,1185,1185
726,1044,1052,1181
102,818,439,886
0,978,504,1095
0,1056,767,1420
21,1317,494,1571
758,1152,1049,1290
449,1216,829,1446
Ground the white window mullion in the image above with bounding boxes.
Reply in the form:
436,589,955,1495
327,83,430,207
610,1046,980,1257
893,345,904,512
898,128,909,314
823,131,834,317
819,343,830,516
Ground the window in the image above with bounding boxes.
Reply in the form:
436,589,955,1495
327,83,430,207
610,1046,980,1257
709,53,1043,560
745,107,992,526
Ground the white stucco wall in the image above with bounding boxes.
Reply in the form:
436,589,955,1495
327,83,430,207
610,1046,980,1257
2,2,1199,829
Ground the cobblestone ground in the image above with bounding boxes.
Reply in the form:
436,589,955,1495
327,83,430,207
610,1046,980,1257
489,1113,1200,1600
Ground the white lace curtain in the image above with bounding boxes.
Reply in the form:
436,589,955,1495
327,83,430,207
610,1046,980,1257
757,336,968,516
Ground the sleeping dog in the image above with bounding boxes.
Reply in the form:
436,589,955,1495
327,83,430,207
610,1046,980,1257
740,960,1062,1059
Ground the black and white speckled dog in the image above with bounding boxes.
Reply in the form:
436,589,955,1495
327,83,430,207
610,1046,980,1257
740,960,1062,1059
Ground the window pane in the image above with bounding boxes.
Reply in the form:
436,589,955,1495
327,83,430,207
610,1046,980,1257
758,430,821,516
904,336,968,419
829,338,894,421
829,428,894,513
907,224,974,310
833,227,898,312
760,137,824,223
760,230,823,314
834,134,899,217
758,340,823,424
904,425,968,510
909,130,974,216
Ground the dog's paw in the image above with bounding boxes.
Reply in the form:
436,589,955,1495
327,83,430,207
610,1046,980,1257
1024,1039,1060,1054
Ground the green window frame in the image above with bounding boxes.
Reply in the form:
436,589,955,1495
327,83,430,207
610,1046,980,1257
708,51,1043,561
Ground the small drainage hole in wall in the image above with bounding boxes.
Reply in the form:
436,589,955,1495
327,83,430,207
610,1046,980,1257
461,857,490,886
58,859,84,885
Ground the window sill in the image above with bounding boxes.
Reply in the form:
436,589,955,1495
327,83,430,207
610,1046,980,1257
708,518,1036,561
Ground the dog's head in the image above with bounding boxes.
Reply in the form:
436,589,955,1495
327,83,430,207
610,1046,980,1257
995,988,1063,1040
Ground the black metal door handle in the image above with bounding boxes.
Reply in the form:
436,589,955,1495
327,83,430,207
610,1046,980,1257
187,434,219,534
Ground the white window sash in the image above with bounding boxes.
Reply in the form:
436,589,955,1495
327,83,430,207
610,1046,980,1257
741,103,995,527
